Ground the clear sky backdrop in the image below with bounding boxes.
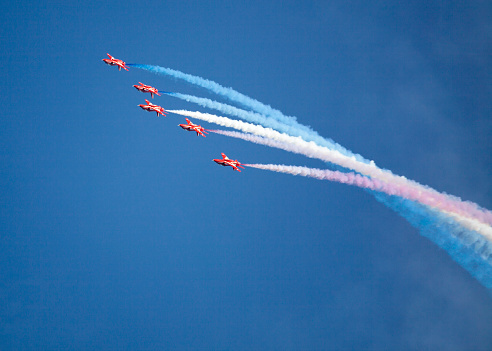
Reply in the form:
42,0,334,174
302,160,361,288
1,1,491,350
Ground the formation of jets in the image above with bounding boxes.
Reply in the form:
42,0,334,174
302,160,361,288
103,54,245,172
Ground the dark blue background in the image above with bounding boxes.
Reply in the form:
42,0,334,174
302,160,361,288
1,1,491,350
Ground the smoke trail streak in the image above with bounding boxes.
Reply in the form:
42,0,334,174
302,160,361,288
373,194,492,289
244,163,411,192
164,92,366,162
168,110,492,228
244,163,492,243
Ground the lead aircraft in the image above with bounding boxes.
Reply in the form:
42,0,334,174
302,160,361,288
102,53,129,71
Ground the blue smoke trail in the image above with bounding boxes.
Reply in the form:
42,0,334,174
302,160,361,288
373,193,492,289
127,64,296,122
127,63,369,163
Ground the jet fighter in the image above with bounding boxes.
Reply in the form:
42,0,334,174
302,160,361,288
102,53,129,71
133,82,161,98
178,118,209,137
138,99,167,117
213,153,245,172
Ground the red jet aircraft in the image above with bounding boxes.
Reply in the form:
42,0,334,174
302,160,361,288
178,118,209,137
102,53,129,71
213,153,245,172
138,99,167,117
133,82,161,98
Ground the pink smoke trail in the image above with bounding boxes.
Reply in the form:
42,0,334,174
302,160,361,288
243,163,492,242
206,129,492,229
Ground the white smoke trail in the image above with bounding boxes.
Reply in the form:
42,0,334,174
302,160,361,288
168,110,492,228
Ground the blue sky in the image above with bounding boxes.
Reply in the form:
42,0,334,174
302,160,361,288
1,1,491,350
